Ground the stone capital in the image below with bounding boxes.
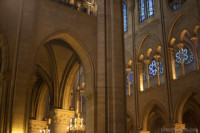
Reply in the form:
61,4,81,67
190,36,197,42
126,68,131,73
29,120,47,133
172,123,185,133
48,109,75,133
153,54,160,61
48,109,75,125
177,43,184,49
144,59,150,65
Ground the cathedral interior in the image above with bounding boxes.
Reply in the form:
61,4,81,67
0,0,200,133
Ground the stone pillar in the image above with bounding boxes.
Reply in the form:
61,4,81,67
29,120,47,133
169,47,176,80
83,89,95,133
96,0,126,132
154,55,160,85
48,109,74,133
177,43,185,76
144,59,150,88
172,123,185,133
137,62,143,91
126,68,131,96
0,74,9,133
191,36,199,71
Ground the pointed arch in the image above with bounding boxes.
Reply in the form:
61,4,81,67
174,89,200,123
140,99,168,130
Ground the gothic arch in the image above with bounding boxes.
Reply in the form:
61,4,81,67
137,34,162,61
35,31,95,93
174,89,200,123
168,13,200,44
140,100,168,131
32,31,95,132
127,111,135,133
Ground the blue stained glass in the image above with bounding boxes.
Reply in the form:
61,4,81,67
149,60,164,76
147,0,154,18
175,48,194,68
139,0,154,23
123,1,128,32
139,0,146,23
127,71,133,85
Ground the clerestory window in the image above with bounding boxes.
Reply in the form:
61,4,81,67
138,0,155,23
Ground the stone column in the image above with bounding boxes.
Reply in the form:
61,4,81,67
172,123,185,133
29,120,47,133
0,74,9,133
97,0,126,132
137,62,143,91
126,68,131,96
154,55,160,85
177,43,185,76
83,89,95,133
144,59,150,88
191,36,199,71
168,47,176,80
48,109,74,133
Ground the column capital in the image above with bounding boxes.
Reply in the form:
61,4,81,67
172,123,185,133
144,59,150,65
154,54,160,61
126,68,131,73
190,36,197,42
177,43,184,49
29,120,47,133
49,109,75,125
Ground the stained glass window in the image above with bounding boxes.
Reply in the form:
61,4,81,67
127,71,133,85
123,1,128,32
169,0,186,10
149,60,164,76
139,0,154,23
175,48,194,68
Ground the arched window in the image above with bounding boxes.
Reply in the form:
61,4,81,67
138,0,155,23
123,0,128,32
175,48,194,68
169,0,186,10
149,60,164,76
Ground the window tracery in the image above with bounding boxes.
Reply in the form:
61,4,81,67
138,0,155,23
149,60,164,76
175,48,194,68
